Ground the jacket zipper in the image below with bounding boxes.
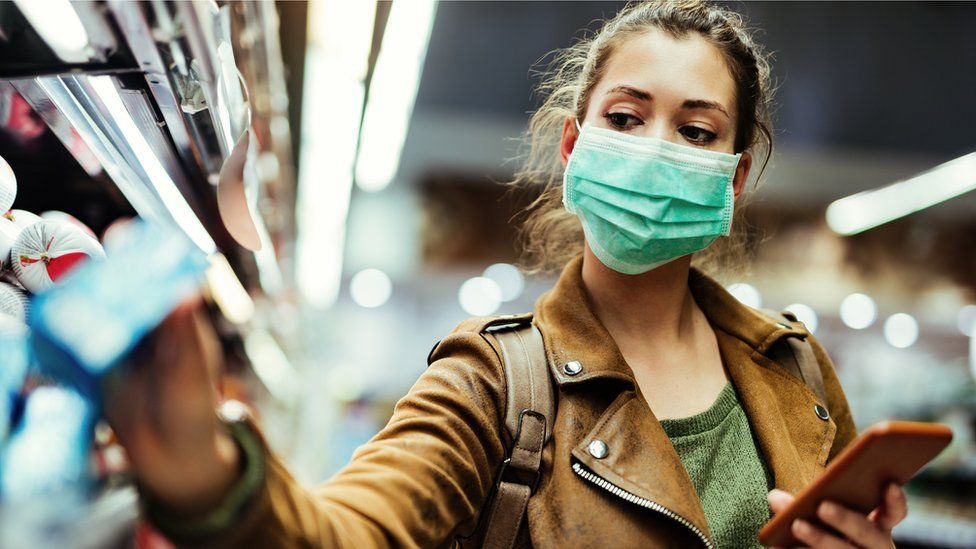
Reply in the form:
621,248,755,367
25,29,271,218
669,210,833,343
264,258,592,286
572,461,713,549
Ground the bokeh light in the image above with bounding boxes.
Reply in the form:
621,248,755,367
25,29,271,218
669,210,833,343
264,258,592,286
883,313,919,349
349,269,393,308
784,303,819,333
458,277,502,316
839,293,877,330
727,283,762,309
483,263,524,302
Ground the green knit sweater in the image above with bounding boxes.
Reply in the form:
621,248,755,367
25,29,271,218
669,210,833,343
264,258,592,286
660,382,772,548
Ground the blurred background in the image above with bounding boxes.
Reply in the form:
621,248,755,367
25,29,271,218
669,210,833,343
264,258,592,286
0,1,973,547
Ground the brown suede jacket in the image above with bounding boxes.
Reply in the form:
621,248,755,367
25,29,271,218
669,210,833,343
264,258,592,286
158,256,856,548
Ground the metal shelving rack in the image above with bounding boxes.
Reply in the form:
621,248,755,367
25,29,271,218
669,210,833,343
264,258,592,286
0,1,301,543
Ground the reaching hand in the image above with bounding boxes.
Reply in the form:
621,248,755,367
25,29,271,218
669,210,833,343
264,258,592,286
102,299,240,516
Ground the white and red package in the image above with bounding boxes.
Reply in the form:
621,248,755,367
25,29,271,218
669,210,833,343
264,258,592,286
40,211,97,239
0,217,21,270
12,220,105,293
0,155,16,214
0,281,28,321
4,209,41,231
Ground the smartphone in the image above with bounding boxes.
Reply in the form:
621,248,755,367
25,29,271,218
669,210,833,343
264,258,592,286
758,421,953,547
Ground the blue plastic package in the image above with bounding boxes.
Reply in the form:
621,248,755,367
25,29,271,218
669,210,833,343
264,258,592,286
0,385,94,502
0,319,29,446
29,220,210,400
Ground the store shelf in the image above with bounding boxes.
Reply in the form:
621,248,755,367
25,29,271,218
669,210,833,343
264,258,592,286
0,1,298,299
0,2,303,541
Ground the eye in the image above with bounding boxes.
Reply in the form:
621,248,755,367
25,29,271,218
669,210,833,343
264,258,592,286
679,125,717,144
603,112,643,131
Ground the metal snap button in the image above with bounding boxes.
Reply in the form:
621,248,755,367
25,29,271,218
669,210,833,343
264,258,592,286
814,404,829,421
588,439,609,459
562,361,583,376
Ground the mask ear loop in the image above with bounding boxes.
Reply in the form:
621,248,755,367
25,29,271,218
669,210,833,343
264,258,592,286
575,118,582,132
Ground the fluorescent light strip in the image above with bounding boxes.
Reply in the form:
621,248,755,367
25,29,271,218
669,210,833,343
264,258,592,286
14,0,91,64
826,152,976,235
89,76,217,254
33,77,162,219
295,0,376,309
354,0,438,193
206,253,255,324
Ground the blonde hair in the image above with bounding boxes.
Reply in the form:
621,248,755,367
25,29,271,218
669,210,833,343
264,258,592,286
513,0,775,277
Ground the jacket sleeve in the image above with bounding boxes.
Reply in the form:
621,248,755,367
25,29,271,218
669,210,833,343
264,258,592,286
153,327,509,548
807,334,857,462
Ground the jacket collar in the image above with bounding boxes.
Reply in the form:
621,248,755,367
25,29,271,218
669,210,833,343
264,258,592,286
533,255,633,386
533,254,807,387
687,268,810,354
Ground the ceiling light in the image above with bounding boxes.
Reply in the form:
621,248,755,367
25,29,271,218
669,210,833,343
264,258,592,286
295,0,377,308
826,152,976,235
354,0,438,192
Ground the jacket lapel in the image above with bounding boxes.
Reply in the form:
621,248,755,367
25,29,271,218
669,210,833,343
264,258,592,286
570,389,713,542
719,331,837,494
689,268,838,493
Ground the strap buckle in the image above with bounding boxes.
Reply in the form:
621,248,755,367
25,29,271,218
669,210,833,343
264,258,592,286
497,457,542,495
498,409,546,493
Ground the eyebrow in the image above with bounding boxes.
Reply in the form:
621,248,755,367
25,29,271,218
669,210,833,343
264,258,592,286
605,85,731,119
606,85,651,101
682,98,731,119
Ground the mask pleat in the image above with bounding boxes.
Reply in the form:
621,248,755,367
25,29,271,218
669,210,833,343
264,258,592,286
570,153,730,208
573,179,725,222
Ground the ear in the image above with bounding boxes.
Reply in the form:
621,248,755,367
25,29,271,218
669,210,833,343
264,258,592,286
732,151,752,200
559,116,580,168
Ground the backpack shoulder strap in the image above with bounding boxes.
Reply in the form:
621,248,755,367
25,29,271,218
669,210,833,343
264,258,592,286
476,318,554,549
484,319,555,447
762,308,828,408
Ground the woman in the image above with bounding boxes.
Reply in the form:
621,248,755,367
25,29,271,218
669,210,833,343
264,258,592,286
106,1,909,547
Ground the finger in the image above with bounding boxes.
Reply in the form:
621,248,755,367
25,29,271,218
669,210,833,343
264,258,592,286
871,483,908,531
792,519,855,549
767,489,795,515
817,500,886,547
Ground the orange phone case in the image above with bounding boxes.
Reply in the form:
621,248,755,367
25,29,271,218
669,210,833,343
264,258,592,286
758,420,953,547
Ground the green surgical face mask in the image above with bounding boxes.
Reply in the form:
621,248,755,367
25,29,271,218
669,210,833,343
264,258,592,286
563,122,741,275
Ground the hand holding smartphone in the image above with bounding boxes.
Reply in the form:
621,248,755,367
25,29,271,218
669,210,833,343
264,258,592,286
758,421,953,547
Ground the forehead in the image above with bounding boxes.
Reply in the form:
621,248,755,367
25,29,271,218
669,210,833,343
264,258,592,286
597,28,736,114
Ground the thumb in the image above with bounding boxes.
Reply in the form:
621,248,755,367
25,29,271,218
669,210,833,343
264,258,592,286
767,489,794,515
